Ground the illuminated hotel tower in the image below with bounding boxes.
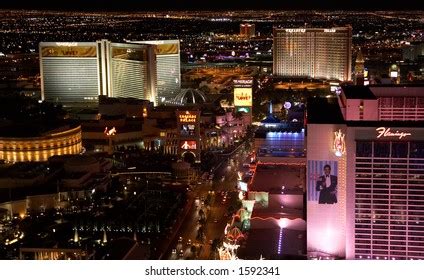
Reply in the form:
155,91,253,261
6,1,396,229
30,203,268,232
107,42,157,104
133,40,181,105
40,42,102,105
240,23,255,38
40,41,157,106
273,26,352,81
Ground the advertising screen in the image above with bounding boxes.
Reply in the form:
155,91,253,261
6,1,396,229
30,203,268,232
237,181,248,192
180,140,197,150
181,124,196,136
390,71,398,78
307,160,338,204
234,88,252,107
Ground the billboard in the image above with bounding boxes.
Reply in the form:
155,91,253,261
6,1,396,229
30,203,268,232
180,140,197,150
238,181,248,192
41,46,97,57
178,111,198,124
307,160,338,204
181,124,196,136
234,88,252,107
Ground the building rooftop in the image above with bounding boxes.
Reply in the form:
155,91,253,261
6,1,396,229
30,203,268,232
237,228,306,260
306,97,345,124
0,121,78,138
341,86,376,100
261,114,281,124
0,162,50,179
250,164,304,194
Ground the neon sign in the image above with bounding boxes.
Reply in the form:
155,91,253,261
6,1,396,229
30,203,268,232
180,140,197,150
376,127,411,140
285,29,305,33
104,127,117,136
178,111,197,123
333,129,346,157
234,88,252,106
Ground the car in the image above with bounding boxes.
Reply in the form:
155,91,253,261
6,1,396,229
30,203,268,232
179,250,184,257
187,239,192,246
172,248,177,254
178,236,183,243
209,239,213,245
214,219,218,223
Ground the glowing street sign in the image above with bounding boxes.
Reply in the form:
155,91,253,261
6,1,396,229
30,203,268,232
376,127,411,140
333,129,346,157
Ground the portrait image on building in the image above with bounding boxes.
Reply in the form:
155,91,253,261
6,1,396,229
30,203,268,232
308,161,338,204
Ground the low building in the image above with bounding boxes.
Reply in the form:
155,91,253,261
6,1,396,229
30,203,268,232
0,124,82,163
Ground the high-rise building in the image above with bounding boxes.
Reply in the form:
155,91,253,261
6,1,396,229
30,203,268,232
40,42,102,105
273,27,352,81
134,40,181,104
40,40,159,106
306,85,424,260
402,42,424,61
108,42,157,103
240,23,255,38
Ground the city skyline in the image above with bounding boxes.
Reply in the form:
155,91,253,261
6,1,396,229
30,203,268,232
1,1,423,11
1,6,424,263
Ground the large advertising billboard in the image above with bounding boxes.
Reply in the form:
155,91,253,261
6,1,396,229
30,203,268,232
41,46,97,57
234,88,252,107
178,111,198,124
307,160,338,204
180,140,197,150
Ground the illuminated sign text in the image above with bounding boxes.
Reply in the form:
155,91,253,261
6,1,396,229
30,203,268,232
376,127,411,140
178,111,198,123
285,29,305,33
234,88,252,107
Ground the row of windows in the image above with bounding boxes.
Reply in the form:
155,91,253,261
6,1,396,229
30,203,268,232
354,140,424,259
356,141,424,158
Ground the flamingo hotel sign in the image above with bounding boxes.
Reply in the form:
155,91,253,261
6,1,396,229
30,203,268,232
376,127,411,140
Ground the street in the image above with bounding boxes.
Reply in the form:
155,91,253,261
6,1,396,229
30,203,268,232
164,141,253,260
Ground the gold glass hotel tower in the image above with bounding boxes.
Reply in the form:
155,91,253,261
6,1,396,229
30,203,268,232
273,26,352,81
40,41,157,106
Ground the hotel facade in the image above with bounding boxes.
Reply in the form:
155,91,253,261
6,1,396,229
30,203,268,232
273,27,352,81
307,85,424,260
40,40,181,106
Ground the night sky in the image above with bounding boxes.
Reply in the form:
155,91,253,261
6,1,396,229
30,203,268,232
0,0,423,11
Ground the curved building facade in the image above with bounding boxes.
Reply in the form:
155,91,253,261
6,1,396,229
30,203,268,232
0,126,82,163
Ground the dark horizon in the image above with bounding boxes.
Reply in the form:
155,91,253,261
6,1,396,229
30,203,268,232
0,0,423,12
